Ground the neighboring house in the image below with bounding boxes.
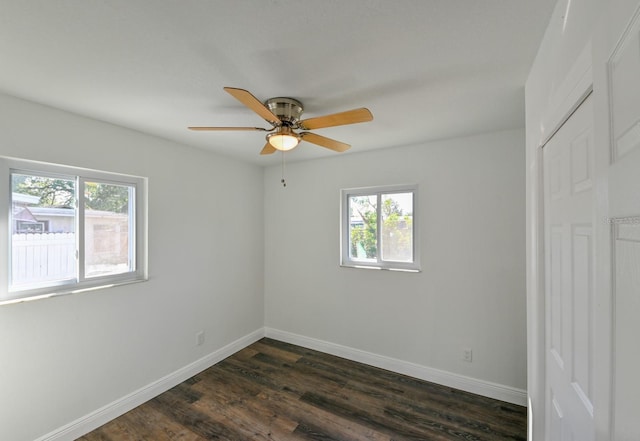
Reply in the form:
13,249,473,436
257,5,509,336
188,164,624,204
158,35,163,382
20,206,75,233
11,192,43,233
12,192,75,233
11,195,129,268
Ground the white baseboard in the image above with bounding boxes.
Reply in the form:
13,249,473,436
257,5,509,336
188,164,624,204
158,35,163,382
37,328,265,441
264,327,527,406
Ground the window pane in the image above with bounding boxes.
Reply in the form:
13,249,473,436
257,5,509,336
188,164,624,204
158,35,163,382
348,195,377,261
10,173,76,288
84,181,134,278
381,192,413,262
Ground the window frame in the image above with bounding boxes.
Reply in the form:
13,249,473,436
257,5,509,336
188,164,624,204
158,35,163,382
1,157,148,305
340,184,420,272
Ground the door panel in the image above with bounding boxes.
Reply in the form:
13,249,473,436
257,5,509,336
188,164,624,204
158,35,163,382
572,226,593,413
550,395,564,440
550,226,564,365
543,94,595,441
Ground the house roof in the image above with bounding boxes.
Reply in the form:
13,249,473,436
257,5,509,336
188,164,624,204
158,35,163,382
26,207,75,217
0,1,556,165
28,207,126,218
12,192,40,205
13,207,38,222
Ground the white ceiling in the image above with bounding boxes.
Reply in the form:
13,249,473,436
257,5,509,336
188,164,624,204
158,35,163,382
0,0,556,166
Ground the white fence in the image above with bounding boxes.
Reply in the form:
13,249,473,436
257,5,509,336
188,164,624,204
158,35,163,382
11,233,76,286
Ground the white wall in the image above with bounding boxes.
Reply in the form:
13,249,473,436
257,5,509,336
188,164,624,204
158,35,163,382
264,129,527,392
0,93,265,441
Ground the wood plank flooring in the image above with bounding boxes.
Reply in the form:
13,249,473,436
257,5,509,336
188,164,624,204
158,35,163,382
78,338,527,440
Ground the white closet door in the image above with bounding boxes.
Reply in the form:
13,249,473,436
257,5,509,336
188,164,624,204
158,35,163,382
543,93,595,441
607,8,640,440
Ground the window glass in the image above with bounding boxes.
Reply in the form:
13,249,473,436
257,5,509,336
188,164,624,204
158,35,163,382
348,194,377,261
84,181,134,278
381,192,413,262
342,186,418,271
11,172,77,289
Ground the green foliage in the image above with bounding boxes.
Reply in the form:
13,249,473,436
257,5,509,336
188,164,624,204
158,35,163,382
350,195,413,261
350,198,378,258
84,182,130,213
12,174,75,208
12,174,130,213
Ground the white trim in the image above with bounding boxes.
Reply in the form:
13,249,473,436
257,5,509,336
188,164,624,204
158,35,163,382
539,42,594,148
265,327,527,406
36,328,265,441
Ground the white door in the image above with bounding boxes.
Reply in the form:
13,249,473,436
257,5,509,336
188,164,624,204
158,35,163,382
543,93,595,441
606,7,640,439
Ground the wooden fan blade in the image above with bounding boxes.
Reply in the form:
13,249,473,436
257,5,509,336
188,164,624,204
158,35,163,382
299,108,373,130
224,87,281,125
260,142,277,155
300,132,350,152
188,126,269,131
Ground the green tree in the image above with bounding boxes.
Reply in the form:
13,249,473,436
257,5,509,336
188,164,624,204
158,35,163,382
350,196,378,258
12,174,75,208
84,182,130,213
350,196,378,259
13,174,130,213
380,197,413,261
350,195,413,261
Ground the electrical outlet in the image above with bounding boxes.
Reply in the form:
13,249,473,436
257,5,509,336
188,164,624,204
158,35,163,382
463,348,473,362
196,331,205,346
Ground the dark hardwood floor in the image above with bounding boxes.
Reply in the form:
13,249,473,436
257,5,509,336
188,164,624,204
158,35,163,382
79,338,527,440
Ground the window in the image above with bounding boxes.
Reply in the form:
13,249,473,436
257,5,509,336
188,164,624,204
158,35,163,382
341,185,419,271
1,158,147,304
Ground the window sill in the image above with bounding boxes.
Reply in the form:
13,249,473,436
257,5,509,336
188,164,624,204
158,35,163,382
340,263,421,273
0,277,147,306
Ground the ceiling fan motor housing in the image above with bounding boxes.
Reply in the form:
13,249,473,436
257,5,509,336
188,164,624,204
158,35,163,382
265,97,303,126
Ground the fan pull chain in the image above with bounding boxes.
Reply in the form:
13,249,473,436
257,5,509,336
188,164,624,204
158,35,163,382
281,151,287,187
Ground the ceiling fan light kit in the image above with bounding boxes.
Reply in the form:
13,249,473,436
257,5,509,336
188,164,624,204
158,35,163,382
266,126,300,151
188,87,373,156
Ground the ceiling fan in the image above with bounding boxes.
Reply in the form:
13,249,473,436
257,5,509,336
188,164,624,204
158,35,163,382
188,87,373,155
